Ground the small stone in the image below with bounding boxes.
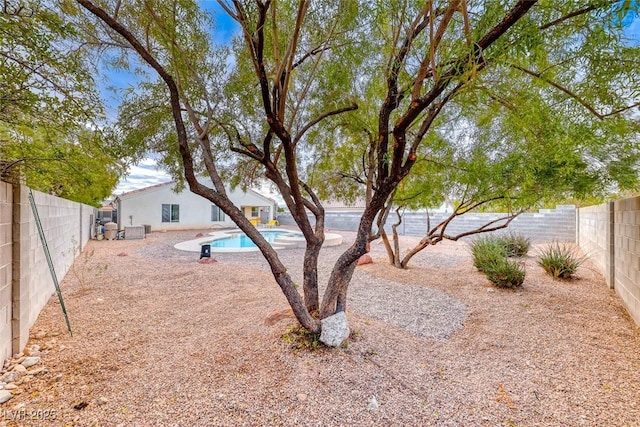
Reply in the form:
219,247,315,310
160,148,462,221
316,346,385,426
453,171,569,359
0,382,5,389
0,372,19,383
30,345,40,352
296,393,307,401
97,298,104,303
12,365,26,373
35,331,46,339
195,232,204,237
0,390,12,404
21,357,40,368
320,312,350,347
21,376,31,383
14,357,25,364
356,254,373,266
368,396,379,411
3,384,17,390
97,397,109,406
27,367,47,376
198,257,217,264
52,374,63,382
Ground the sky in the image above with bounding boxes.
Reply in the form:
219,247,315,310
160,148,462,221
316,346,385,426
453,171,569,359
107,1,239,195
107,3,640,197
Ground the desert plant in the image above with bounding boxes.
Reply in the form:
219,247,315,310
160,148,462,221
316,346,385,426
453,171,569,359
485,257,526,288
471,236,508,272
537,242,586,279
499,232,531,257
282,325,322,352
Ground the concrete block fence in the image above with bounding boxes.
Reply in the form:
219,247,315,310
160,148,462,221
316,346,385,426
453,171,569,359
279,202,640,327
577,197,640,327
0,181,95,361
278,205,577,243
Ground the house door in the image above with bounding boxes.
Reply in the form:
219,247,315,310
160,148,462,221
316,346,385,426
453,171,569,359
260,207,270,224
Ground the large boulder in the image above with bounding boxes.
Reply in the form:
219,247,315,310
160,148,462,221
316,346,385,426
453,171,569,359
320,312,350,347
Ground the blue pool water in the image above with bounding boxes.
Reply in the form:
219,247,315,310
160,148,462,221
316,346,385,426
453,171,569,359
209,230,291,248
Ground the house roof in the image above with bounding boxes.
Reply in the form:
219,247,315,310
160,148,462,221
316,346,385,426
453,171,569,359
115,180,277,206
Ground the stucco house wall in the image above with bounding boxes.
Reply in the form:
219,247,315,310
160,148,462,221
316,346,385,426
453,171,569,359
115,182,277,231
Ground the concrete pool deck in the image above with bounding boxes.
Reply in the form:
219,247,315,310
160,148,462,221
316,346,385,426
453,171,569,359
173,227,343,253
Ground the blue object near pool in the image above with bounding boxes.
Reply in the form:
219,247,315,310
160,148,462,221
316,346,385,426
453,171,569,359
210,230,291,248
174,228,343,253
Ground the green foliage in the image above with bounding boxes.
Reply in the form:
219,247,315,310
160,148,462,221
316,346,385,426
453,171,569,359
471,235,527,287
499,233,531,258
281,325,322,352
471,236,508,272
537,242,587,279
485,257,526,289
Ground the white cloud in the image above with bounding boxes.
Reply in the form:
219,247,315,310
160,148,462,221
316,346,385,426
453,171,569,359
113,158,172,195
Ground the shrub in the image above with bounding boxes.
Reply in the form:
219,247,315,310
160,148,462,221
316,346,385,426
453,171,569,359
499,232,531,257
471,236,508,272
484,257,526,288
537,242,586,279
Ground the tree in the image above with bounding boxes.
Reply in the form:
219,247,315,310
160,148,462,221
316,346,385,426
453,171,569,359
0,1,129,205
73,0,639,338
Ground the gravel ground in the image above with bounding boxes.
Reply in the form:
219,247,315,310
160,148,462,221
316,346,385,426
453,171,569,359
1,229,639,426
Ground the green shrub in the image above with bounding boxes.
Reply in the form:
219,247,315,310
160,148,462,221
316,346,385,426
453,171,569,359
471,236,508,272
537,242,586,279
484,257,526,288
499,232,531,257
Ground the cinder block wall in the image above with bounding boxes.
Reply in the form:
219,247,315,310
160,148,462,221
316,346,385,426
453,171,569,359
278,205,576,243
0,182,12,360
576,203,614,287
10,185,95,354
612,197,640,327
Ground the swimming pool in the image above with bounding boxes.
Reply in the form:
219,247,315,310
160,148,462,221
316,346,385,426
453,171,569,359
173,228,343,253
210,230,291,248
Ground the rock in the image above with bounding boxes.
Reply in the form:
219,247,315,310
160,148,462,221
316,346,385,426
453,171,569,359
27,367,47,376
356,254,373,266
3,384,17,390
0,372,19,384
52,374,63,382
117,252,128,257
368,396,379,411
198,258,217,264
0,390,12,404
195,232,204,237
264,308,295,326
12,365,26,373
35,331,46,339
296,393,307,401
320,312,350,347
21,357,40,368
30,345,40,352
97,397,109,406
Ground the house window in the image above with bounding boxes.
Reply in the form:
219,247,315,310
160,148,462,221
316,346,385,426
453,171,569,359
211,205,225,222
251,206,259,217
161,204,179,222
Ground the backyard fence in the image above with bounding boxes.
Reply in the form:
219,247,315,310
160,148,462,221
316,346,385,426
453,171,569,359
277,205,577,242
0,181,95,361
279,202,640,327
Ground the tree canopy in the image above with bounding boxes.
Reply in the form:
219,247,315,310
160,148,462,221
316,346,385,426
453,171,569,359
72,0,640,339
0,2,130,205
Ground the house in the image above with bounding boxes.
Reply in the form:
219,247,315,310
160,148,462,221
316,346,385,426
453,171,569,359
114,181,278,231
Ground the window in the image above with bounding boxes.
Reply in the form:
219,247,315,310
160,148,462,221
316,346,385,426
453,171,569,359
251,206,259,217
161,204,179,222
211,205,225,222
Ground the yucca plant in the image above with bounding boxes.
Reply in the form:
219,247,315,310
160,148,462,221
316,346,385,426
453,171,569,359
499,232,531,258
485,257,526,288
537,242,586,279
471,236,508,272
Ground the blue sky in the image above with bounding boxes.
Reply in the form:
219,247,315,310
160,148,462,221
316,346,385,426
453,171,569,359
107,2,239,195
108,3,639,196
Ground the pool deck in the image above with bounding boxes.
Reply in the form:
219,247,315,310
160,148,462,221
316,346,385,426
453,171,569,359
173,227,343,253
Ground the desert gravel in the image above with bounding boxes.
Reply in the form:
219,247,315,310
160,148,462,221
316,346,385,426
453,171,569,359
1,228,639,426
